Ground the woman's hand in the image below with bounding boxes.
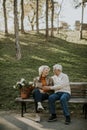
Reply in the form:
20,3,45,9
35,82,42,89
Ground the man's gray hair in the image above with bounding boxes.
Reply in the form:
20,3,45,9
53,64,62,71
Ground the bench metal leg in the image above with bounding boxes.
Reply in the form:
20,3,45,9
34,101,37,112
83,104,87,119
21,102,26,117
24,102,26,113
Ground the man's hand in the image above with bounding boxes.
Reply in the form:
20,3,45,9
42,86,51,92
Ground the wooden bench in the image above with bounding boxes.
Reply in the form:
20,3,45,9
15,82,87,118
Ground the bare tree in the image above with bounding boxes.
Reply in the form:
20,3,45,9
14,0,21,60
25,1,36,31
73,0,87,39
51,0,54,37
80,1,84,39
3,0,8,35
28,11,36,31
36,0,39,33
56,0,64,34
24,0,45,31
21,0,25,33
46,0,48,38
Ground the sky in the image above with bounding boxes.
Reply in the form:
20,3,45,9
59,0,87,28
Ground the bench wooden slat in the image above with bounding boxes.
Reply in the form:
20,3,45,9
69,98,87,103
15,97,87,103
15,97,34,102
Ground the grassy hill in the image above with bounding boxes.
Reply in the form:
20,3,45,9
0,31,87,110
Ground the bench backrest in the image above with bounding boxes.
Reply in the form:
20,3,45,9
70,82,87,98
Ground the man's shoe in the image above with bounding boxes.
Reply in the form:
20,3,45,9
48,115,57,122
37,102,44,111
65,116,71,125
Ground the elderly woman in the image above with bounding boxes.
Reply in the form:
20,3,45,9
33,65,53,122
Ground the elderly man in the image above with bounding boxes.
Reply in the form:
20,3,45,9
43,64,71,125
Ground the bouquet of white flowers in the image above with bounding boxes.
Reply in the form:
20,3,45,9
13,78,34,89
13,78,34,99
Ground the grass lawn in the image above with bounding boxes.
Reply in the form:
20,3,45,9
0,31,87,110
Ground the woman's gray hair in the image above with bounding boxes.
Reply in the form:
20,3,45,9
38,65,50,75
53,64,62,71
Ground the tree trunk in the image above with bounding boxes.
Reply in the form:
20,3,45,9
80,2,84,39
14,0,21,60
28,10,36,31
56,0,64,34
31,24,34,31
3,0,8,35
36,0,39,33
46,0,48,39
21,0,25,33
51,0,54,37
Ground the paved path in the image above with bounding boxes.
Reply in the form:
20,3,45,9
0,111,87,130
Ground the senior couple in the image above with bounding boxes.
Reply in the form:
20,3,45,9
33,64,71,125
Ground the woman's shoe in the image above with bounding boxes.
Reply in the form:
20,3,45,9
37,102,44,111
35,113,40,122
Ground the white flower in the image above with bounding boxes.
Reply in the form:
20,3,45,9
17,81,21,85
29,81,33,85
20,78,25,83
13,78,30,89
13,85,16,89
21,83,25,86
